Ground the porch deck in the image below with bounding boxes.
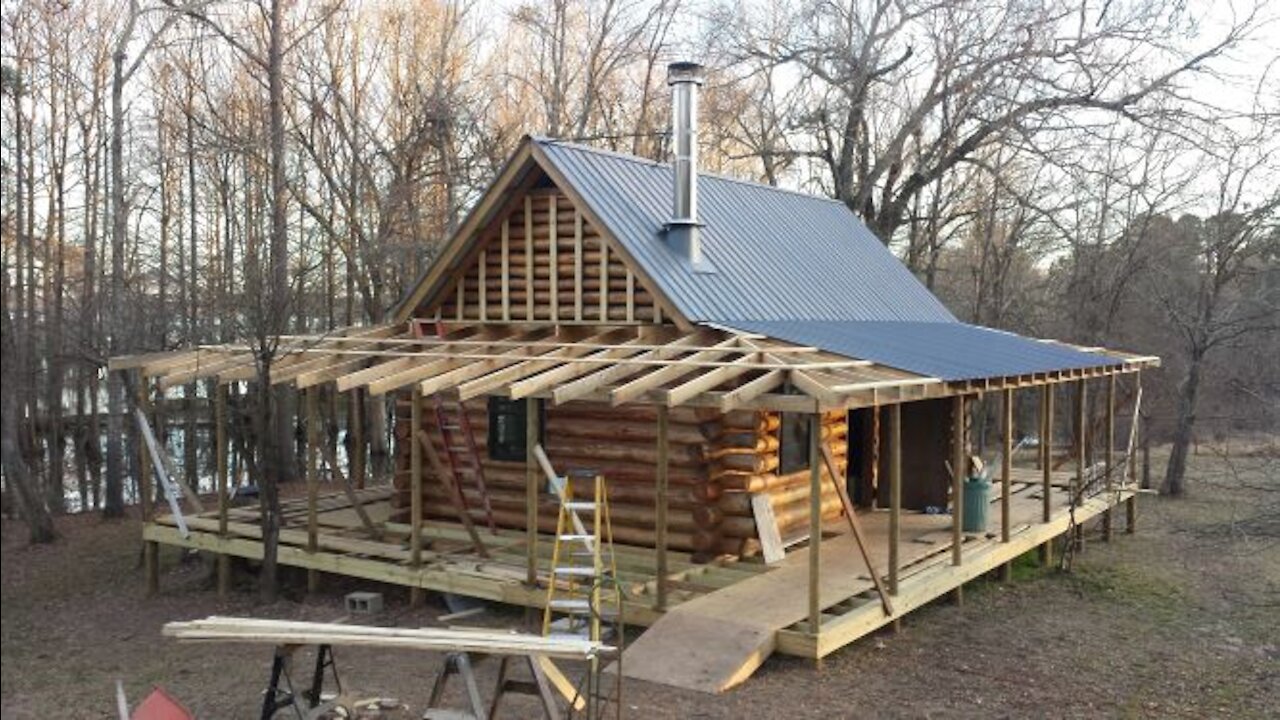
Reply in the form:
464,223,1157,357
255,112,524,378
143,467,1134,690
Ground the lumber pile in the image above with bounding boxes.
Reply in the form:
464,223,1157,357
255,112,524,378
163,617,616,661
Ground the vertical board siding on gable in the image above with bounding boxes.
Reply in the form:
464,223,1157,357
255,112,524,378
434,189,663,324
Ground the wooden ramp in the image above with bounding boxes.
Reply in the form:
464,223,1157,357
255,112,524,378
619,515,951,693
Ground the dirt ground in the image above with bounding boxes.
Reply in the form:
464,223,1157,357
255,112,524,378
3,443,1277,719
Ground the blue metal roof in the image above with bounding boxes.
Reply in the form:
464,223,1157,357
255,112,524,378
721,320,1124,381
535,139,956,323
531,138,1126,380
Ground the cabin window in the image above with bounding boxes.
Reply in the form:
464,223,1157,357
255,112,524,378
488,398,542,462
778,413,811,475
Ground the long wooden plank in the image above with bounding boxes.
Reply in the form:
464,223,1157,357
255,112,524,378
551,333,715,404
822,444,893,616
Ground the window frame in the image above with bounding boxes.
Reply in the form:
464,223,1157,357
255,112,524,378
487,397,543,462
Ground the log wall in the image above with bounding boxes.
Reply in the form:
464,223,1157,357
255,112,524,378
392,399,849,561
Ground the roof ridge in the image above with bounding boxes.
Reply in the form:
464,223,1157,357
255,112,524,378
532,136,849,207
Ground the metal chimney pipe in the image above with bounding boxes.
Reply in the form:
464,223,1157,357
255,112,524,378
666,61,706,268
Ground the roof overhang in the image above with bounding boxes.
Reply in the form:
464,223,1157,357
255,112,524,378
110,321,1157,414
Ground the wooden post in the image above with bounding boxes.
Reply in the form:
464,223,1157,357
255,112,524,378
1074,379,1086,551
951,395,964,567
525,397,539,586
351,388,366,489
1104,374,1116,542
950,395,965,605
1000,388,1013,582
410,387,424,607
655,405,670,612
1126,371,1140,534
138,372,159,596
1040,384,1054,566
216,383,230,598
306,386,320,593
807,412,822,636
888,403,902,632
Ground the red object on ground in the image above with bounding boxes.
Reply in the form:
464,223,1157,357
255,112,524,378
131,686,195,720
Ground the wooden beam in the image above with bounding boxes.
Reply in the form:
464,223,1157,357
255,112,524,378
552,333,714,405
1074,379,1087,551
655,405,670,612
417,337,545,397
216,383,230,599
574,209,584,321
410,387,424,606
501,218,511,321
663,354,758,406
525,195,535,319
526,397,540,586
719,369,785,412
1002,388,1013,544
306,387,320,593
952,395,965,567
888,403,901,596
1126,371,1140,534
507,335,649,400
610,340,742,406
456,329,626,401
1042,385,1053,523
821,444,894,616
789,370,843,409
549,195,558,321
807,413,822,635
1104,374,1115,541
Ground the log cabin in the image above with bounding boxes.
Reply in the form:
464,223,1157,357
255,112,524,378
114,62,1158,693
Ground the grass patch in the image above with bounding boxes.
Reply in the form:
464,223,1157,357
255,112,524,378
1064,563,1190,622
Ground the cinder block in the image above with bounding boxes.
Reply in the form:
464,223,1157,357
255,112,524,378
345,590,384,615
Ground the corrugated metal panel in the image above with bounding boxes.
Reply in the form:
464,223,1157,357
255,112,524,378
535,139,956,323
722,320,1124,381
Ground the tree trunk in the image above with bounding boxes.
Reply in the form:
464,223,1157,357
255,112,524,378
1163,349,1204,496
103,41,128,519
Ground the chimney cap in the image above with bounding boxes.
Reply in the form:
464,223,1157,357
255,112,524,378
667,61,705,86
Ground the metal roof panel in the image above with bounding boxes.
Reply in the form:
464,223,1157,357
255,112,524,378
720,320,1124,381
535,139,957,324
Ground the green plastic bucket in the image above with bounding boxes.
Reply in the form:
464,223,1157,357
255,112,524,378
962,476,991,533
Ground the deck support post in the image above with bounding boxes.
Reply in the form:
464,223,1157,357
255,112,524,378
950,395,965,604
1073,380,1086,552
1104,374,1116,542
1000,388,1013,582
525,397,539,587
807,412,822,637
410,387,424,607
351,388,366,489
1126,371,1140,534
1040,385,1054,567
888,403,902,632
138,372,159,596
216,383,230,598
306,386,320,593
655,405,670,612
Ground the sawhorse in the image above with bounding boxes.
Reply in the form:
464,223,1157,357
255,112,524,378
260,643,341,720
423,652,562,720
